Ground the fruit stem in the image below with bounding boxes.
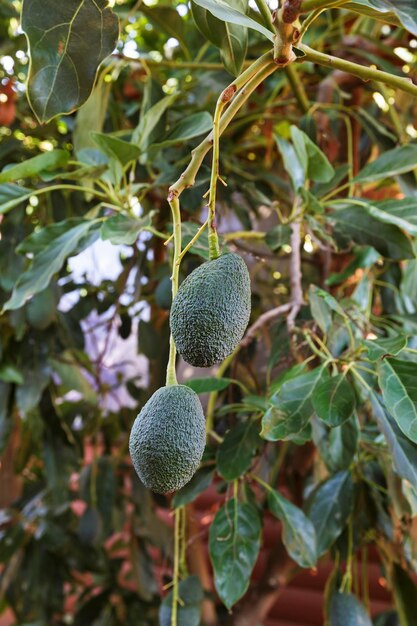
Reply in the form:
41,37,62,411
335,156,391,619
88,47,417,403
207,53,278,261
166,197,181,387
171,507,181,626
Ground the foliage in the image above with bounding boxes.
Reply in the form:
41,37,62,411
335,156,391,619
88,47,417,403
1,0,417,625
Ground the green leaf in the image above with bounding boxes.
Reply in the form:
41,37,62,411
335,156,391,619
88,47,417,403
354,145,417,184
73,76,112,155
172,467,214,508
3,219,98,311
391,564,417,626
159,576,204,626
311,415,359,472
0,364,24,384
261,367,327,441
181,222,211,261
327,247,380,286
209,498,261,609
217,421,260,481
265,224,292,251
0,183,33,214
91,133,141,166
150,112,213,149
309,284,332,333
192,0,249,75
132,94,178,150
346,0,417,35
100,213,154,245
308,471,354,557
185,377,231,394
50,352,97,404
332,206,415,260
192,0,273,42
379,358,417,443
0,382,12,455
140,5,189,59
312,374,356,428
329,592,372,626
22,0,119,123
275,134,305,191
337,198,417,236
0,150,69,183
268,489,317,568
363,335,408,361
290,126,334,184
371,392,417,486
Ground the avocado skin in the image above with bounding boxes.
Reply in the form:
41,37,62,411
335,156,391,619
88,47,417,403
170,253,251,367
129,385,206,494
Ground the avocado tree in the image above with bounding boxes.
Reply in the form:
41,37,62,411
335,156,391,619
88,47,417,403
1,1,417,625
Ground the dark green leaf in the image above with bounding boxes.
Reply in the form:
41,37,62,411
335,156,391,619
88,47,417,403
379,358,417,443
309,284,333,333
347,0,417,35
332,207,415,260
363,335,407,361
268,489,317,568
0,364,23,384
209,498,261,609
0,183,33,214
0,382,12,455
192,0,273,42
100,212,154,245
192,0,248,75
358,198,417,236
371,392,417,486
312,374,356,428
311,415,359,472
354,145,417,184
159,576,204,626
181,222,210,260
22,0,119,123
329,591,372,626
391,564,417,626
0,150,69,183
185,377,231,394
3,219,98,310
309,471,354,557
291,126,334,183
50,353,97,404
275,134,305,191
140,5,189,59
261,367,327,441
265,225,292,251
132,94,177,150
151,112,213,149
217,421,260,480
91,133,141,165
173,467,214,508
326,247,380,286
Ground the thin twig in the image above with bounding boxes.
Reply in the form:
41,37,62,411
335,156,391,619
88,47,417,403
287,220,304,331
241,303,292,347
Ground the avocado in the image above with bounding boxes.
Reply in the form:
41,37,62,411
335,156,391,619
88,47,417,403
329,592,372,626
129,385,206,494
170,253,251,367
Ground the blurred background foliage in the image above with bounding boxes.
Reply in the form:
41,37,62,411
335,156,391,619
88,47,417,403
1,1,417,625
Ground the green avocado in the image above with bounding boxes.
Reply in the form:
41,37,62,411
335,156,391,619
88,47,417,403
170,253,251,367
329,592,372,626
129,385,206,494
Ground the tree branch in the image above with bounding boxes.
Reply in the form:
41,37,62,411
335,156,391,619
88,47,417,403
300,44,417,98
